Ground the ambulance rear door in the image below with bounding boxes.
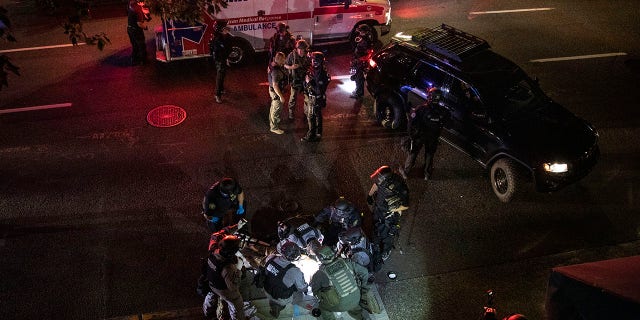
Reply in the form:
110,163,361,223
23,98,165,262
247,0,292,52
284,0,314,44
313,0,352,42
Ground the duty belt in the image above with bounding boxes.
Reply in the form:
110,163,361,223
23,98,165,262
308,94,325,99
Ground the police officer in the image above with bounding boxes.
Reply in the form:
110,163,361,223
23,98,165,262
210,19,232,104
314,196,362,247
349,24,373,99
310,246,371,320
367,165,409,261
262,240,308,318
200,221,246,319
277,218,324,256
268,51,288,134
301,52,331,142
336,226,378,282
203,235,246,320
399,88,450,181
268,22,295,63
202,177,246,233
126,0,149,66
284,39,311,120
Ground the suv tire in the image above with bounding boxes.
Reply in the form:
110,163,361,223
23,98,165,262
490,158,522,203
374,94,404,129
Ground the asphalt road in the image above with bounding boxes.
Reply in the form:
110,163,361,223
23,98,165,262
1,0,639,319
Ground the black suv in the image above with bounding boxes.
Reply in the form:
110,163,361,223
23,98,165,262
366,24,599,202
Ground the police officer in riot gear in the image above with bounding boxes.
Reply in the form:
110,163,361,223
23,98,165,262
399,88,450,181
203,235,246,320
350,24,374,99
310,246,372,319
301,51,331,142
202,177,246,233
268,22,295,63
209,19,232,104
284,39,311,120
367,165,409,261
336,226,378,282
277,218,324,256
262,239,308,318
314,196,362,247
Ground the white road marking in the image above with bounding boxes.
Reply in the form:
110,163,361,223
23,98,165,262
530,52,627,63
469,8,554,15
0,43,86,54
0,103,72,114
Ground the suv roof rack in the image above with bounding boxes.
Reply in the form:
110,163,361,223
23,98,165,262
411,24,490,63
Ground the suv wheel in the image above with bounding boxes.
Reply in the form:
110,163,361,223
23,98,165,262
374,95,404,129
490,158,522,203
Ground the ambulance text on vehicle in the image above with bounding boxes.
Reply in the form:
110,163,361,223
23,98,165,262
155,0,392,64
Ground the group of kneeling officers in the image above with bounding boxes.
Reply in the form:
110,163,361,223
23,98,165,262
199,165,410,320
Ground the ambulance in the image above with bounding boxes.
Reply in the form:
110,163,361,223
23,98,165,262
154,0,392,64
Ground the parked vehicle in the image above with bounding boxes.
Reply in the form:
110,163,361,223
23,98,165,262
154,0,392,64
366,24,600,202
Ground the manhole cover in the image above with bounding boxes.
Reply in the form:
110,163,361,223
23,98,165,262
147,105,187,127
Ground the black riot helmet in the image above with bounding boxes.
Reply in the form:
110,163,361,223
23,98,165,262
310,51,325,69
219,177,237,197
317,246,336,264
370,165,393,186
277,240,301,261
428,87,443,104
214,19,229,33
277,221,292,240
218,235,241,258
333,196,354,217
276,22,287,33
339,226,363,245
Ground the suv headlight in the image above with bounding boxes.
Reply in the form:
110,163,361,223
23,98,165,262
543,162,568,173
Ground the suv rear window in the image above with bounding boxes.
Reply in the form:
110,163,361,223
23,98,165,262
375,48,417,78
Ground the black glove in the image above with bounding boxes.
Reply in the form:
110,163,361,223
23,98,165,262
366,195,374,206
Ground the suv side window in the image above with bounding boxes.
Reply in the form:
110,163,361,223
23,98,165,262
445,78,483,111
413,61,446,92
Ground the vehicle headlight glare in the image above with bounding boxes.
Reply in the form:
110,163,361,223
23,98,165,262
543,162,568,173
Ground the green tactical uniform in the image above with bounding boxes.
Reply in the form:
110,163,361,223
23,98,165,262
311,253,371,320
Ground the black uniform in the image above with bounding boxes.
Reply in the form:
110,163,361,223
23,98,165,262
314,201,362,247
210,27,232,99
202,180,243,233
350,29,373,98
402,101,450,180
126,0,147,65
369,170,409,260
301,56,330,142
268,30,295,62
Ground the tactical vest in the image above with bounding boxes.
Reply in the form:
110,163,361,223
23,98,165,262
263,256,297,299
206,255,233,290
323,258,359,298
268,65,287,90
293,223,320,246
376,175,405,211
